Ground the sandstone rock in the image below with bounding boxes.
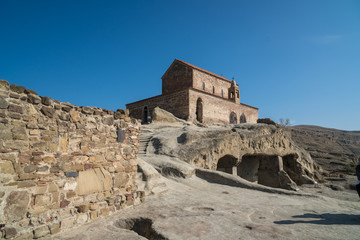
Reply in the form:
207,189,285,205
152,107,186,124
0,96,9,109
4,191,30,221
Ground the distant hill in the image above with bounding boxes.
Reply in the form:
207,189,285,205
290,125,360,175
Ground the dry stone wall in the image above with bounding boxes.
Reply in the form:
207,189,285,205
0,80,142,239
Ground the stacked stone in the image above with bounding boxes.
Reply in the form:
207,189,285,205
0,80,143,239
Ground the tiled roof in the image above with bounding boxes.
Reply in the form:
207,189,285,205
174,59,233,83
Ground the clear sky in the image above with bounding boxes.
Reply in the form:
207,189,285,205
1,0,359,130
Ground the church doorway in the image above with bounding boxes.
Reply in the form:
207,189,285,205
143,106,148,124
196,98,203,123
230,112,237,124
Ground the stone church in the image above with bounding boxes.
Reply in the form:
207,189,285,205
126,59,258,124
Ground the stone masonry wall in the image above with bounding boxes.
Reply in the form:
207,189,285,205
192,69,232,100
188,89,258,124
126,89,189,122
0,80,142,239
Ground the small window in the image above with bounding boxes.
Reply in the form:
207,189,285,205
212,86,215,94
202,82,205,90
236,92,239,98
221,89,223,97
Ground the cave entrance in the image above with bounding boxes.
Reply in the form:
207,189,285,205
282,153,300,184
237,154,283,188
216,154,238,175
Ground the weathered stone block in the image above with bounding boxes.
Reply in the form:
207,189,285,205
33,225,50,239
66,191,76,198
4,191,30,221
5,140,29,151
3,227,17,239
13,231,34,240
76,213,88,224
27,94,41,104
77,168,112,195
10,92,20,99
60,217,75,230
113,172,129,188
90,211,98,220
10,84,25,93
65,171,78,178
60,199,70,208
0,79,10,89
24,164,37,173
24,88,37,95
0,96,9,109
103,116,114,125
49,223,60,235
41,96,52,106
69,110,79,123
81,107,94,115
0,161,15,174
8,104,23,114
40,106,55,118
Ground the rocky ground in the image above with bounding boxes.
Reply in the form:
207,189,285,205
45,121,360,240
47,174,360,240
290,125,360,175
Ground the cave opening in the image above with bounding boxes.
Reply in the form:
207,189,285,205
237,154,283,188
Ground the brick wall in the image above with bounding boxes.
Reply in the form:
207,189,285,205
188,89,258,124
192,69,232,100
0,80,142,239
126,89,189,122
162,62,193,94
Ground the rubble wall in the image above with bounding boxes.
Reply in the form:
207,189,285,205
0,80,142,239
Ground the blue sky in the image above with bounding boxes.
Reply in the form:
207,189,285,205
1,0,359,130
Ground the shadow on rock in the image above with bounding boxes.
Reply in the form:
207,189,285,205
274,213,360,225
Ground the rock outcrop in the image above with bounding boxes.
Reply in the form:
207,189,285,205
142,122,323,190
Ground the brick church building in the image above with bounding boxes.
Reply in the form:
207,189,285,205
126,59,258,124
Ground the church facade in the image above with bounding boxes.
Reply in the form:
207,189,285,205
126,59,258,124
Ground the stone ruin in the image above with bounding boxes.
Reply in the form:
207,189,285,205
0,80,142,239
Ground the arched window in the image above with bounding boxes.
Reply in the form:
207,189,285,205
202,82,205,90
240,113,247,123
230,112,237,124
221,89,223,97
212,86,215,94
